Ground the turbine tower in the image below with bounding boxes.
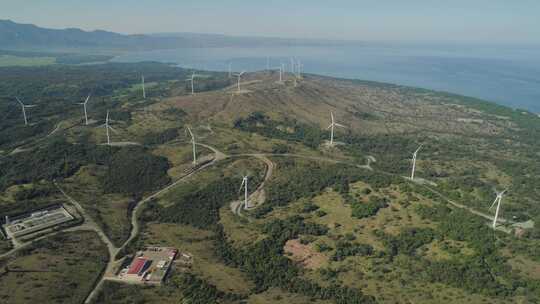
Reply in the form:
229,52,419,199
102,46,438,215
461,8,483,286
489,190,507,228
276,65,283,82
141,74,146,99
101,110,116,145
327,111,345,146
186,72,198,95
240,176,249,210
186,126,197,165
234,71,245,92
410,145,423,180
77,95,91,125
15,97,37,126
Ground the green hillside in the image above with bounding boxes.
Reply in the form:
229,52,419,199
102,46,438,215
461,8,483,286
0,62,539,304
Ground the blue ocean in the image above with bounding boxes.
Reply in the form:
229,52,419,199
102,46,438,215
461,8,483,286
112,43,540,112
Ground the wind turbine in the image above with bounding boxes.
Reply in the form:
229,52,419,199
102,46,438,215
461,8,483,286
186,126,197,165
15,97,37,126
275,65,283,83
290,57,295,74
186,72,199,95
101,110,116,145
234,71,245,92
240,176,249,210
141,74,146,99
77,95,91,125
410,144,423,180
489,190,507,228
327,111,345,146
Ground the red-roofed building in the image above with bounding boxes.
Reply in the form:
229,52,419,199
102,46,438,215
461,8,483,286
126,257,152,279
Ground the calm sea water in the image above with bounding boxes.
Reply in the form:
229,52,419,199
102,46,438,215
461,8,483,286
112,44,540,112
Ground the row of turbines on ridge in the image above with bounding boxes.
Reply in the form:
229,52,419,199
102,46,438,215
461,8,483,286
9,61,508,226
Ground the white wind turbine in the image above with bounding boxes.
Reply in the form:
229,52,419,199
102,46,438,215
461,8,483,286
273,65,284,82
101,110,117,145
141,74,146,99
15,97,37,126
186,126,197,165
239,176,249,210
186,72,199,95
234,71,245,92
410,144,423,180
489,190,507,228
77,95,91,125
327,111,345,146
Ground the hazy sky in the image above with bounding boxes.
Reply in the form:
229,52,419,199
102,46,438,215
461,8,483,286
2,0,540,43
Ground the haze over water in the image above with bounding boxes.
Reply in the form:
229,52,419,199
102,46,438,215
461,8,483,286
113,43,540,112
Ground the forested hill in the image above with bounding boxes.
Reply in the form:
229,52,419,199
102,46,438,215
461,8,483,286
0,19,362,52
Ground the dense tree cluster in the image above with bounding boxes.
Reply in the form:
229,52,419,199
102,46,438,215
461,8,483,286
101,146,171,197
332,241,374,261
234,112,325,148
142,128,179,146
168,273,246,304
157,176,241,228
0,138,110,191
351,196,389,219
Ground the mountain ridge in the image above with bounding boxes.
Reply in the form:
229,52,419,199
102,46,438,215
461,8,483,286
0,19,363,52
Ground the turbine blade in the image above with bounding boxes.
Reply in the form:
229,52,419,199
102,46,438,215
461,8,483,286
239,179,246,192
24,105,37,108
488,197,498,211
335,123,346,128
327,124,333,129
108,126,119,134
15,97,24,106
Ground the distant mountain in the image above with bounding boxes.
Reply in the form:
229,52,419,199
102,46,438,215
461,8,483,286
0,20,189,51
0,20,362,52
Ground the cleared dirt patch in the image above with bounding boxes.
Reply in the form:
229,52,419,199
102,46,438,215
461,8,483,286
284,239,326,269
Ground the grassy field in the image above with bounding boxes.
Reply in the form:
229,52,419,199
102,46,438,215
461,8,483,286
0,231,108,304
0,55,55,67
